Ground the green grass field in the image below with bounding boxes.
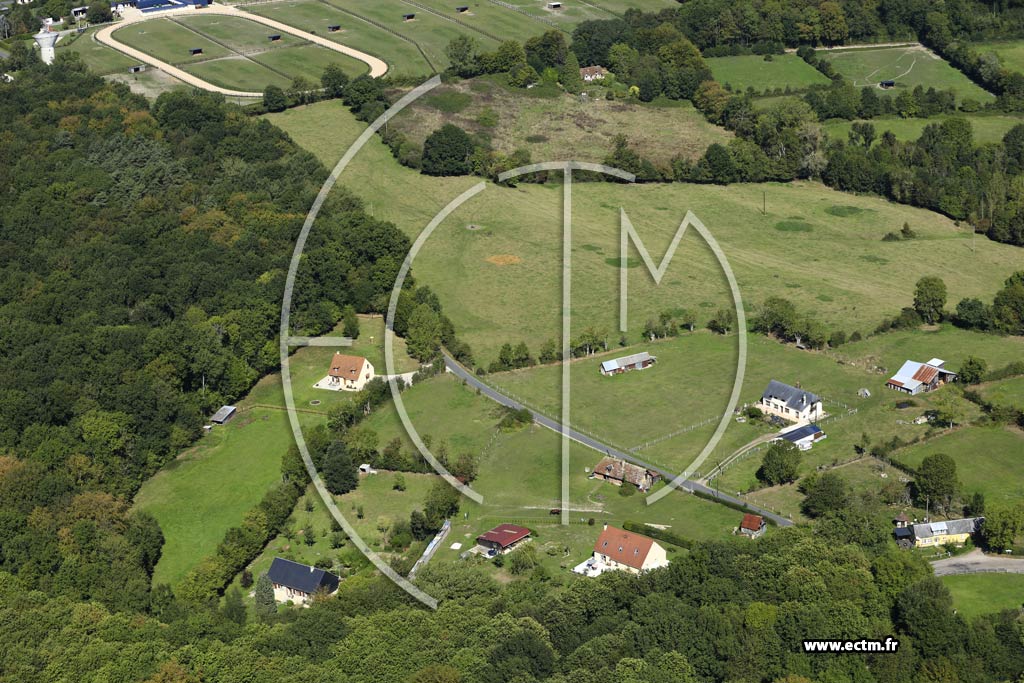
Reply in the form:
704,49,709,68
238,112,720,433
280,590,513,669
113,18,231,64
405,0,549,43
133,315,417,586
390,75,732,167
265,100,1024,365
820,46,994,103
497,0,615,30
973,40,1024,75
894,426,1024,504
324,0,498,70
112,15,367,92
134,407,292,587
55,27,137,75
707,54,830,93
943,573,1024,620
982,376,1024,409
247,0,432,76
823,114,1024,145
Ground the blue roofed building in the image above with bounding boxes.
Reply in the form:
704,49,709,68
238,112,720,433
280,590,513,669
777,423,825,451
267,557,340,604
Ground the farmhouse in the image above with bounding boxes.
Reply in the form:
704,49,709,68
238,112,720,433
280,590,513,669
599,351,656,376
757,380,824,423
575,525,669,576
327,353,374,391
476,524,531,555
266,557,340,604
886,358,957,395
894,517,984,549
777,423,825,451
739,513,766,539
592,456,660,491
580,65,607,82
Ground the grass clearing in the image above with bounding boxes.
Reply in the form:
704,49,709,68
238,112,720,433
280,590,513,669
389,75,733,167
134,407,292,587
823,114,1024,145
246,0,432,76
973,40,1024,75
187,56,293,91
943,573,1024,620
820,45,994,103
707,54,829,93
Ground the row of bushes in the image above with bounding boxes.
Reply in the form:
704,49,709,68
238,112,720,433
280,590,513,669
622,520,694,549
176,475,305,604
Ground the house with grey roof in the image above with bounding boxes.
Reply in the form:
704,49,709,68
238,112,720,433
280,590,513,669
886,358,957,395
600,351,656,376
756,380,824,423
267,557,340,605
896,517,983,549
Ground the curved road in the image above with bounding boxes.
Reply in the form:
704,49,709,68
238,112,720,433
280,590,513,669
932,549,1024,576
95,4,387,98
444,354,794,527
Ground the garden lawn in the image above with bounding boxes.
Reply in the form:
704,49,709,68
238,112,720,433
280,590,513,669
247,0,431,76
819,45,994,103
707,54,829,93
943,573,1024,620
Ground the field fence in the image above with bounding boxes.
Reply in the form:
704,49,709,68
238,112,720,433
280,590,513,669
398,0,503,42
486,0,565,32
408,519,450,577
627,414,720,453
316,0,437,72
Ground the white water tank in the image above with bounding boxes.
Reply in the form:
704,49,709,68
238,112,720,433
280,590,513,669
34,28,58,65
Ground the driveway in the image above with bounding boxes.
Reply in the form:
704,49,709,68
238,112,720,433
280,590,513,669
444,353,794,527
94,3,387,97
931,549,1024,576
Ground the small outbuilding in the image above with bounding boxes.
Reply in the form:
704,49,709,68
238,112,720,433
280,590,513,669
739,514,766,539
599,351,656,376
455,5,469,12
777,423,825,451
268,34,281,41
328,24,340,31
476,524,531,555
880,80,895,88
211,405,236,424
189,47,203,56
402,13,415,20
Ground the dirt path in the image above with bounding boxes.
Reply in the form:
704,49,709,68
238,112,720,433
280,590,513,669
783,41,921,54
95,3,387,98
932,548,1024,576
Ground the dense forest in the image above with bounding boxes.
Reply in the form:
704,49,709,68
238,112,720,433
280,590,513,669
0,55,440,610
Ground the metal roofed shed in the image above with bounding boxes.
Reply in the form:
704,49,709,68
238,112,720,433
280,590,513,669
778,423,825,450
599,351,656,376
211,405,236,424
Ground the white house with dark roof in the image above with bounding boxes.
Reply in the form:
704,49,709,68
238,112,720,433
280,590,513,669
886,358,957,395
757,380,824,423
600,351,656,376
266,557,340,604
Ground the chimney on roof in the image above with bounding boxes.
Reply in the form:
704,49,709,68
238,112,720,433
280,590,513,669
309,566,314,572
603,523,608,531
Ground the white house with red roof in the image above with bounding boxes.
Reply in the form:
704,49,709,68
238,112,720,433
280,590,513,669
324,353,374,391
574,525,669,576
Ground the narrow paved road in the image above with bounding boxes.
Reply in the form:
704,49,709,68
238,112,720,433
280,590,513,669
444,354,794,527
95,3,387,97
932,549,1024,576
